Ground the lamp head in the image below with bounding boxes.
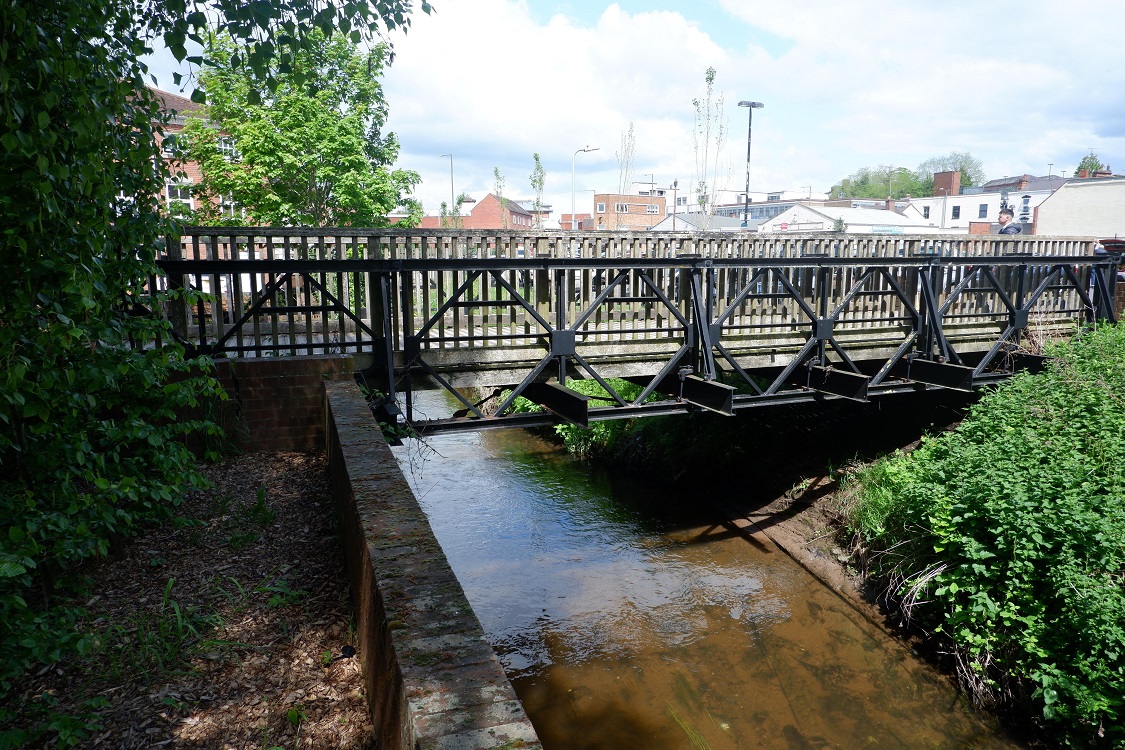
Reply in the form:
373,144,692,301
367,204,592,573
738,101,764,109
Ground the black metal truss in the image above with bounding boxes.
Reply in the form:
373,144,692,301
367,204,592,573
373,255,1119,434
155,252,1121,433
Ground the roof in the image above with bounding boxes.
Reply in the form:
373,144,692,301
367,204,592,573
649,212,751,231
478,194,532,217
979,174,1066,193
515,199,552,213
781,206,930,226
147,86,205,118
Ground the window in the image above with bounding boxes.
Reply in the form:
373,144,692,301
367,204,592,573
951,205,961,220
676,196,688,206
166,180,193,210
220,193,243,219
160,134,178,157
217,136,241,162
767,193,781,202
615,203,628,213
596,202,606,214
978,203,988,218
923,206,930,219
646,204,660,215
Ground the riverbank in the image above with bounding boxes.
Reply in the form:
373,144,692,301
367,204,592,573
1,452,376,748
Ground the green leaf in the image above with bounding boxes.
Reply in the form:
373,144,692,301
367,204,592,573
0,561,28,578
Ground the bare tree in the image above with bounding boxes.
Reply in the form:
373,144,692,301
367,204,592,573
613,123,636,230
493,167,508,229
530,153,545,228
691,67,730,228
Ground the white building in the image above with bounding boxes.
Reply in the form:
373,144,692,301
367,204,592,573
1034,176,1125,237
908,174,1064,232
758,205,949,235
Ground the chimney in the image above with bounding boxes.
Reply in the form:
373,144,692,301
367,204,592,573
1017,174,1029,190
885,197,894,211
1078,169,1090,179
932,170,961,197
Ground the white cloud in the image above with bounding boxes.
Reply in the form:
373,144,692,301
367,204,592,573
148,0,1125,217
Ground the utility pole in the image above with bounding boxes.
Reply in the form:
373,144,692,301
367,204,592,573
737,100,764,228
440,154,454,227
571,145,598,231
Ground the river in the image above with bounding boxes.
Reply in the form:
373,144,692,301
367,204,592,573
392,416,1023,749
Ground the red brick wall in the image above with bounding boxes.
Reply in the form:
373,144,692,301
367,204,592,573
417,194,534,229
197,355,356,453
932,171,960,198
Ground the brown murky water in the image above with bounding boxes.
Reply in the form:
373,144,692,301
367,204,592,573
395,420,1024,750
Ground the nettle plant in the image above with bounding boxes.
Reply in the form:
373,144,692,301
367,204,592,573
846,325,1125,747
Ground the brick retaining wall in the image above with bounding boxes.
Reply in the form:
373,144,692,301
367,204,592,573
202,355,355,453
325,382,542,750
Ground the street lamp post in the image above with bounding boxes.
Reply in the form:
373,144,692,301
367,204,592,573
737,101,764,228
439,153,454,225
571,145,598,230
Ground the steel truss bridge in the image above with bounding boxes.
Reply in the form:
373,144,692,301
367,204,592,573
156,228,1120,433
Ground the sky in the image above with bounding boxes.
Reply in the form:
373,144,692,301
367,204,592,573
144,0,1125,223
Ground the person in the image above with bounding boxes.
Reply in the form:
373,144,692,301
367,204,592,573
997,207,1021,234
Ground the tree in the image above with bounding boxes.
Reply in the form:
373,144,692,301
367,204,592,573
915,151,986,190
2,0,427,735
1077,152,1105,175
829,165,926,200
182,32,421,227
439,192,471,229
616,123,636,195
829,153,985,199
530,154,546,229
493,167,508,229
691,67,729,222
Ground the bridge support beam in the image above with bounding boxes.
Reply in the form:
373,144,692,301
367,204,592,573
523,382,590,428
650,372,735,416
790,366,870,402
892,359,976,391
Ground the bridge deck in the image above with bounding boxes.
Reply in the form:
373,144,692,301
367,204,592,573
153,228,1119,432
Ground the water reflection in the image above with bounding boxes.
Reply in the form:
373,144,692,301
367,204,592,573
394,423,1022,749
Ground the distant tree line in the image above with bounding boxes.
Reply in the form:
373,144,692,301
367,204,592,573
829,151,986,199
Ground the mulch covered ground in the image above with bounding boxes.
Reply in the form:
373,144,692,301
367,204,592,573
10,452,375,749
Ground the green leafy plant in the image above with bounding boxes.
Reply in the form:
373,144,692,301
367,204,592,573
243,486,277,527
2,0,428,740
180,31,422,228
255,580,308,609
843,324,1125,746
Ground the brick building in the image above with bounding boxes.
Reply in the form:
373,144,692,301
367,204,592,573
149,87,207,214
559,213,594,230
417,193,536,230
149,87,243,219
592,192,667,230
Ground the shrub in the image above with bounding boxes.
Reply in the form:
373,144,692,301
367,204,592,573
845,324,1125,747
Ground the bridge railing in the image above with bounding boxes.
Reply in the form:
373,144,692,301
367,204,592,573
149,227,1121,429
153,227,1104,360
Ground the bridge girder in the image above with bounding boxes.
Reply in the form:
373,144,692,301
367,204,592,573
154,230,1121,435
